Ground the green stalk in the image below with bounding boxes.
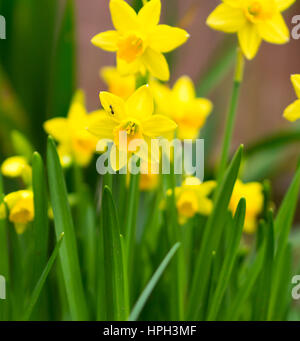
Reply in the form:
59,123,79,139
23,233,64,321
218,49,245,181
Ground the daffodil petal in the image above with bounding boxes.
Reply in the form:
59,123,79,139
126,85,153,121
91,30,119,51
138,0,161,31
110,0,139,33
148,25,189,53
206,4,246,33
110,146,128,171
1,156,28,178
117,57,142,76
99,91,126,121
238,23,262,60
87,114,119,139
291,74,300,99
283,99,300,122
222,0,244,8
43,118,69,143
173,76,195,102
257,13,289,44
275,0,296,12
143,114,177,139
142,47,169,81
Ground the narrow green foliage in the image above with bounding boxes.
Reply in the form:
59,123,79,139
47,136,88,320
129,243,181,321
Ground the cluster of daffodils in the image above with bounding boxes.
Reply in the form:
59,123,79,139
0,156,34,234
41,0,297,233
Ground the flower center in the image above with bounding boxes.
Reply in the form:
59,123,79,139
117,35,144,63
177,191,198,218
248,2,262,17
114,120,143,150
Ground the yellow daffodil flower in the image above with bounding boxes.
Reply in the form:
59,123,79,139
91,0,189,81
4,190,34,234
283,74,300,122
207,0,295,60
167,176,216,225
44,90,100,167
101,66,136,99
151,76,213,139
1,156,32,185
229,179,264,234
87,85,177,171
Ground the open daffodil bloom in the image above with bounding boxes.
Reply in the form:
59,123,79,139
229,179,264,234
207,0,295,60
44,90,100,167
4,190,34,234
283,74,300,122
167,177,216,225
91,0,189,81
87,85,177,171
151,76,213,139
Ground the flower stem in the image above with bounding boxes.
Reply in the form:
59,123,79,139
217,49,244,181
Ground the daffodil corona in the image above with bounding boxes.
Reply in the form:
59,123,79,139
207,0,295,59
283,74,300,122
91,0,189,81
151,76,213,139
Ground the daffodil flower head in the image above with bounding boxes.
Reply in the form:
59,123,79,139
88,85,177,171
101,66,136,99
4,190,34,234
91,0,189,81
207,0,295,60
1,156,32,186
167,176,216,225
151,76,213,140
44,90,100,167
229,179,264,234
283,74,300,122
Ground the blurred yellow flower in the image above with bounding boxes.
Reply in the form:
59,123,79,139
91,0,189,81
44,90,100,167
151,76,213,139
283,74,300,122
207,0,294,60
88,85,177,170
4,190,34,234
168,177,216,225
229,179,264,234
101,66,136,99
139,161,159,191
1,156,32,185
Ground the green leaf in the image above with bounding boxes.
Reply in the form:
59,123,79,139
207,198,246,321
31,152,49,287
11,130,34,160
23,232,64,321
47,136,88,320
128,242,181,321
102,186,129,321
188,145,243,320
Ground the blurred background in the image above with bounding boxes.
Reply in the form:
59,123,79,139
0,0,300,216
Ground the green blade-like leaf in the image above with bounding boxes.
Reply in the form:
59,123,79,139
23,233,64,321
207,198,246,321
31,152,49,287
47,136,88,320
188,145,243,320
129,242,181,321
102,185,129,321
